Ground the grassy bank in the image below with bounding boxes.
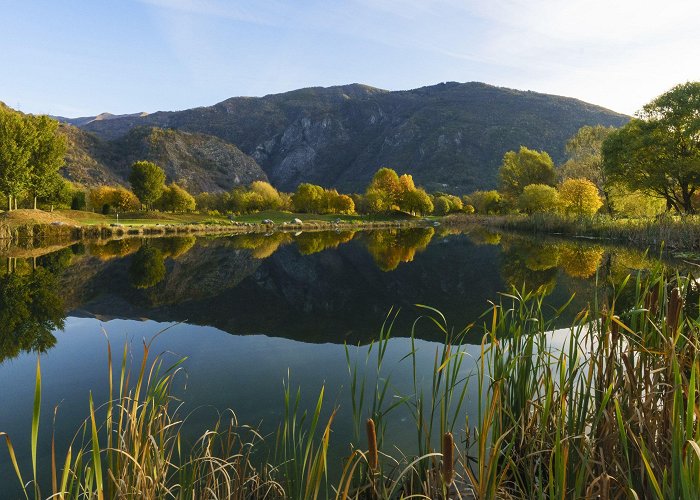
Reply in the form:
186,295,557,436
453,212,700,252
3,267,700,498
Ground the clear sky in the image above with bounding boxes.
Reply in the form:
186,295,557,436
2,0,698,117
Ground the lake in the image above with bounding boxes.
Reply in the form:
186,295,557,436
0,227,673,494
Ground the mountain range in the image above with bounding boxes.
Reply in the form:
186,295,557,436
54,81,629,194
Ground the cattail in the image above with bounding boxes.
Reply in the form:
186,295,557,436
610,315,619,340
442,432,454,485
645,283,660,316
366,418,378,472
668,287,684,334
600,304,610,332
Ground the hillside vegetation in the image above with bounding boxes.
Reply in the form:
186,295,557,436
63,82,628,193
60,125,267,193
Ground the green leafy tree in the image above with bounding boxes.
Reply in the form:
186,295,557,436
518,184,560,214
499,146,557,199
112,187,140,213
401,188,434,216
467,190,502,214
331,193,355,214
608,184,665,218
292,183,325,213
362,189,392,214
0,105,34,210
26,115,67,209
39,176,73,209
158,183,196,212
433,196,452,215
129,160,166,209
71,189,87,210
250,180,284,210
603,82,700,214
560,125,616,212
558,178,602,216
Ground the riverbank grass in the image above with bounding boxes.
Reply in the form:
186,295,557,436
457,212,700,251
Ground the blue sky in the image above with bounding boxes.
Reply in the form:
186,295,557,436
2,0,698,117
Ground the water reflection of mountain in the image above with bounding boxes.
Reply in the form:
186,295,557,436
59,233,508,343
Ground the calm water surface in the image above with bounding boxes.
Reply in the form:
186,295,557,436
0,227,671,493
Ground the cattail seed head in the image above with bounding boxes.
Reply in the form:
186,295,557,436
366,418,378,472
645,283,660,316
668,287,683,334
442,432,454,485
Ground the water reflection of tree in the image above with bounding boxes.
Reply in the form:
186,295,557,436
499,238,606,295
88,236,197,262
364,228,435,271
152,236,196,259
230,233,293,259
558,245,605,278
293,231,356,255
129,245,166,289
500,239,559,295
0,262,66,363
229,231,358,259
467,227,502,245
88,239,142,260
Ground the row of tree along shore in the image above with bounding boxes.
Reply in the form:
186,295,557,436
465,82,700,220
2,81,698,241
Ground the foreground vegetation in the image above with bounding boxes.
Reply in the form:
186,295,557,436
3,264,700,498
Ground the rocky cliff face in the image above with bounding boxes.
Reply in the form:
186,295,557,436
74,82,629,193
60,124,267,193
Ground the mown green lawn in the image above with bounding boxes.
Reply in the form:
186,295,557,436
56,210,230,226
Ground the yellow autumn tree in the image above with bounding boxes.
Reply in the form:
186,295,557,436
558,178,602,216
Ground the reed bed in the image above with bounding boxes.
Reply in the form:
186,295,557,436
461,213,700,251
3,266,700,498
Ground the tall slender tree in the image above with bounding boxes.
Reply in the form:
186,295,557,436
0,106,34,210
26,115,67,209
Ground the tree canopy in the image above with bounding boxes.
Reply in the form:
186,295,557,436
518,184,560,214
0,106,67,210
602,82,700,214
27,115,67,208
559,178,603,216
158,183,196,212
364,168,434,215
467,190,502,214
499,146,557,199
129,160,166,208
560,125,615,211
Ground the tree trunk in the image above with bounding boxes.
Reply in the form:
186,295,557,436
14,198,18,210
7,194,11,211
33,196,37,210
682,188,695,214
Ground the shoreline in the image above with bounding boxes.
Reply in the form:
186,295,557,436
443,213,700,252
0,214,440,252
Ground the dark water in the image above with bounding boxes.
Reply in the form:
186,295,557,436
0,227,672,493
